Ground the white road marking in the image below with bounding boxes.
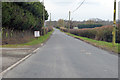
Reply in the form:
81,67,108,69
0,43,44,76
0,53,32,76
104,70,108,72
41,43,44,46
33,48,40,53
85,52,92,55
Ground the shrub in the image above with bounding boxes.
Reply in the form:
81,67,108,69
40,27,53,35
2,2,48,31
77,24,103,29
60,25,120,43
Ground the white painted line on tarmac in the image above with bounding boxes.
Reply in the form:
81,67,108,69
33,43,44,53
85,52,92,55
33,48,40,53
0,53,32,76
41,43,44,46
0,43,44,77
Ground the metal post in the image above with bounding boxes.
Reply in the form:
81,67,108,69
43,0,45,35
68,11,71,32
50,13,51,27
112,0,116,46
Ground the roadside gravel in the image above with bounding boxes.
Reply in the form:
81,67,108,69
1,48,35,72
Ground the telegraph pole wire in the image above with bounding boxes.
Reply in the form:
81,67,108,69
72,0,85,13
68,0,86,28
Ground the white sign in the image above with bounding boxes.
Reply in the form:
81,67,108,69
34,31,40,37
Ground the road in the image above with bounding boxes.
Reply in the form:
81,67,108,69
3,29,118,78
1,47,33,71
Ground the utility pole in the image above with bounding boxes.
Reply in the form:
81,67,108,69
112,0,116,46
43,0,45,35
50,13,51,27
68,11,71,32
63,20,64,27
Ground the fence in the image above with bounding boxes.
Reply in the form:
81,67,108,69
2,28,34,45
1,26,53,45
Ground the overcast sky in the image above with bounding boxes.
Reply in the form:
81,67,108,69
40,0,120,21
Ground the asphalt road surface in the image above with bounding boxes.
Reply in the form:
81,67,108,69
3,29,118,78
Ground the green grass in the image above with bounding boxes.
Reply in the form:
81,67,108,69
1,30,54,48
66,32,119,53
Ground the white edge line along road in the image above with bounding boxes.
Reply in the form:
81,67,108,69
0,45,42,77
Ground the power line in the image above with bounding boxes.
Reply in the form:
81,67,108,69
65,0,85,20
72,0,85,13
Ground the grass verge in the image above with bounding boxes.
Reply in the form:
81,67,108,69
1,30,54,48
65,32,119,53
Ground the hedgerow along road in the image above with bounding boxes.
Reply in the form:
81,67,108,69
3,29,118,78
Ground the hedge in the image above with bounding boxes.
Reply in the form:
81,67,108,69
60,25,120,43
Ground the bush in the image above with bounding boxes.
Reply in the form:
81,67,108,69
48,26,53,32
116,23,120,43
60,25,120,43
2,27,53,45
40,27,53,35
77,24,103,29
2,2,48,31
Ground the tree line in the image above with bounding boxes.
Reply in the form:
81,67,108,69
77,24,103,29
2,2,48,31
